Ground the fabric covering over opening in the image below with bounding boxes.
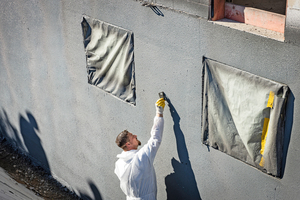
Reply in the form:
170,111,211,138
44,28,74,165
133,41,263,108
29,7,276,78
202,57,289,177
81,16,136,105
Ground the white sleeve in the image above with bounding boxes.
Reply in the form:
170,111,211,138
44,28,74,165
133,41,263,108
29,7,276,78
142,116,164,163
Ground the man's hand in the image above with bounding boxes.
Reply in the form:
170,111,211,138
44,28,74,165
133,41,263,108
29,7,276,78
156,98,165,117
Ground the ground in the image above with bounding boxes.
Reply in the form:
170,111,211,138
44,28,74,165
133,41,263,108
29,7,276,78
0,137,82,200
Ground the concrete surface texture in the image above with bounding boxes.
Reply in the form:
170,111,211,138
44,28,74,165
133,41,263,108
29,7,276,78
0,0,299,199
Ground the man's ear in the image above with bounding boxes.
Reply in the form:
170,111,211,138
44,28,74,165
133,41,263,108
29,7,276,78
122,142,129,151
125,142,130,148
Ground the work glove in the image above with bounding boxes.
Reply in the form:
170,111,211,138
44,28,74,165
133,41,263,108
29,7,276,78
156,98,165,114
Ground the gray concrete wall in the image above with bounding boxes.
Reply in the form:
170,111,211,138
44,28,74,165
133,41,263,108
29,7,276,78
147,0,210,18
0,0,299,199
285,0,300,45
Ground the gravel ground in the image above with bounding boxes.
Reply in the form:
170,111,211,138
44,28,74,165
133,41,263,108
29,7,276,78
0,137,82,200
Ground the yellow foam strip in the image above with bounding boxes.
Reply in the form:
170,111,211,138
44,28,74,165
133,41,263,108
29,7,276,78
260,91,274,167
267,91,274,108
259,118,270,167
260,118,270,155
259,157,265,167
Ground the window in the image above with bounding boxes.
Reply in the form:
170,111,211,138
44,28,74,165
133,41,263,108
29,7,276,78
202,57,289,177
81,16,136,105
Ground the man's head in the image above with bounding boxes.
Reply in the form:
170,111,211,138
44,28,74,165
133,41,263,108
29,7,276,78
116,130,141,151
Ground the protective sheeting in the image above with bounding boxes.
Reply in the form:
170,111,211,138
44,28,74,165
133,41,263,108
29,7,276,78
202,57,289,177
81,16,136,105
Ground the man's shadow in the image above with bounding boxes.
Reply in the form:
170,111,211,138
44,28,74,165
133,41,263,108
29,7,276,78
165,99,201,200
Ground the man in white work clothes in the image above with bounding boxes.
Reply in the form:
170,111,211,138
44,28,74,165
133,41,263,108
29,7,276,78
115,97,165,200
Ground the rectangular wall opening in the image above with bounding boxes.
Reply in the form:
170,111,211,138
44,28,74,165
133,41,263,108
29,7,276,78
211,0,287,40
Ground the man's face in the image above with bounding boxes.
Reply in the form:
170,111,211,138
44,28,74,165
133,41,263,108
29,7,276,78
127,132,141,150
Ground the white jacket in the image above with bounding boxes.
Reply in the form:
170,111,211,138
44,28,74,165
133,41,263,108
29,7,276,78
115,116,164,200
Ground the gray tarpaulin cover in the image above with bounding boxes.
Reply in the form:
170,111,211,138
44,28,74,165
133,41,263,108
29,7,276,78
81,16,136,105
202,57,289,177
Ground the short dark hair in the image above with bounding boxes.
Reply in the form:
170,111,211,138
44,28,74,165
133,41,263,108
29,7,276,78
116,130,129,150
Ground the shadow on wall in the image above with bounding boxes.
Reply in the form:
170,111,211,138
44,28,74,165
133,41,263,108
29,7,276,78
79,180,103,200
0,109,23,147
1,109,105,199
165,99,202,200
141,2,164,17
0,109,50,172
281,91,295,178
19,111,50,171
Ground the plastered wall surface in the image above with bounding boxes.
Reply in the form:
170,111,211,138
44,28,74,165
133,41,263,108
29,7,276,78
285,0,300,44
0,0,299,199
